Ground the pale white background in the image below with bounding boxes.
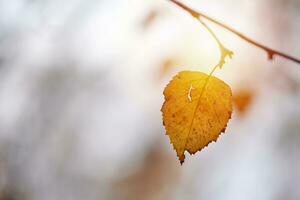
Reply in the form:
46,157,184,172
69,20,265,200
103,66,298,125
0,0,300,199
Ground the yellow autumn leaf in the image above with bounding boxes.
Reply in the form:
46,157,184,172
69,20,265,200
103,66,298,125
161,71,232,164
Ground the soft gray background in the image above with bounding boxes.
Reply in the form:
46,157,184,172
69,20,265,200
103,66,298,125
1,0,300,199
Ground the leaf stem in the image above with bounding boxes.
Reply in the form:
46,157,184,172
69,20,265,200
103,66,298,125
169,0,300,65
198,18,233,69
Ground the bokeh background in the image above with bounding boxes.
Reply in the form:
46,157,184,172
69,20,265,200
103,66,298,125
1,0,300,199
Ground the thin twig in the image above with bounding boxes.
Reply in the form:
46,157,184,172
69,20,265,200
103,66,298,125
169,0,300,65
198,18,233,69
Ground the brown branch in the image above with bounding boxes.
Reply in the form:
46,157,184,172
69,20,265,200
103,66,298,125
169,0,300,65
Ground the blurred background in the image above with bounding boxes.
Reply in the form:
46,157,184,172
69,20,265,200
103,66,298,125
1,0,300,199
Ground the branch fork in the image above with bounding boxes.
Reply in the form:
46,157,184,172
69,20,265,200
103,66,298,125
169,0,300,65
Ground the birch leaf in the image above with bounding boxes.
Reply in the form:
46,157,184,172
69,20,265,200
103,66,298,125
161,71,232,164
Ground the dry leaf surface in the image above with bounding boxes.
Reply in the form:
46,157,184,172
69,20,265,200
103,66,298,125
161,71,232,163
